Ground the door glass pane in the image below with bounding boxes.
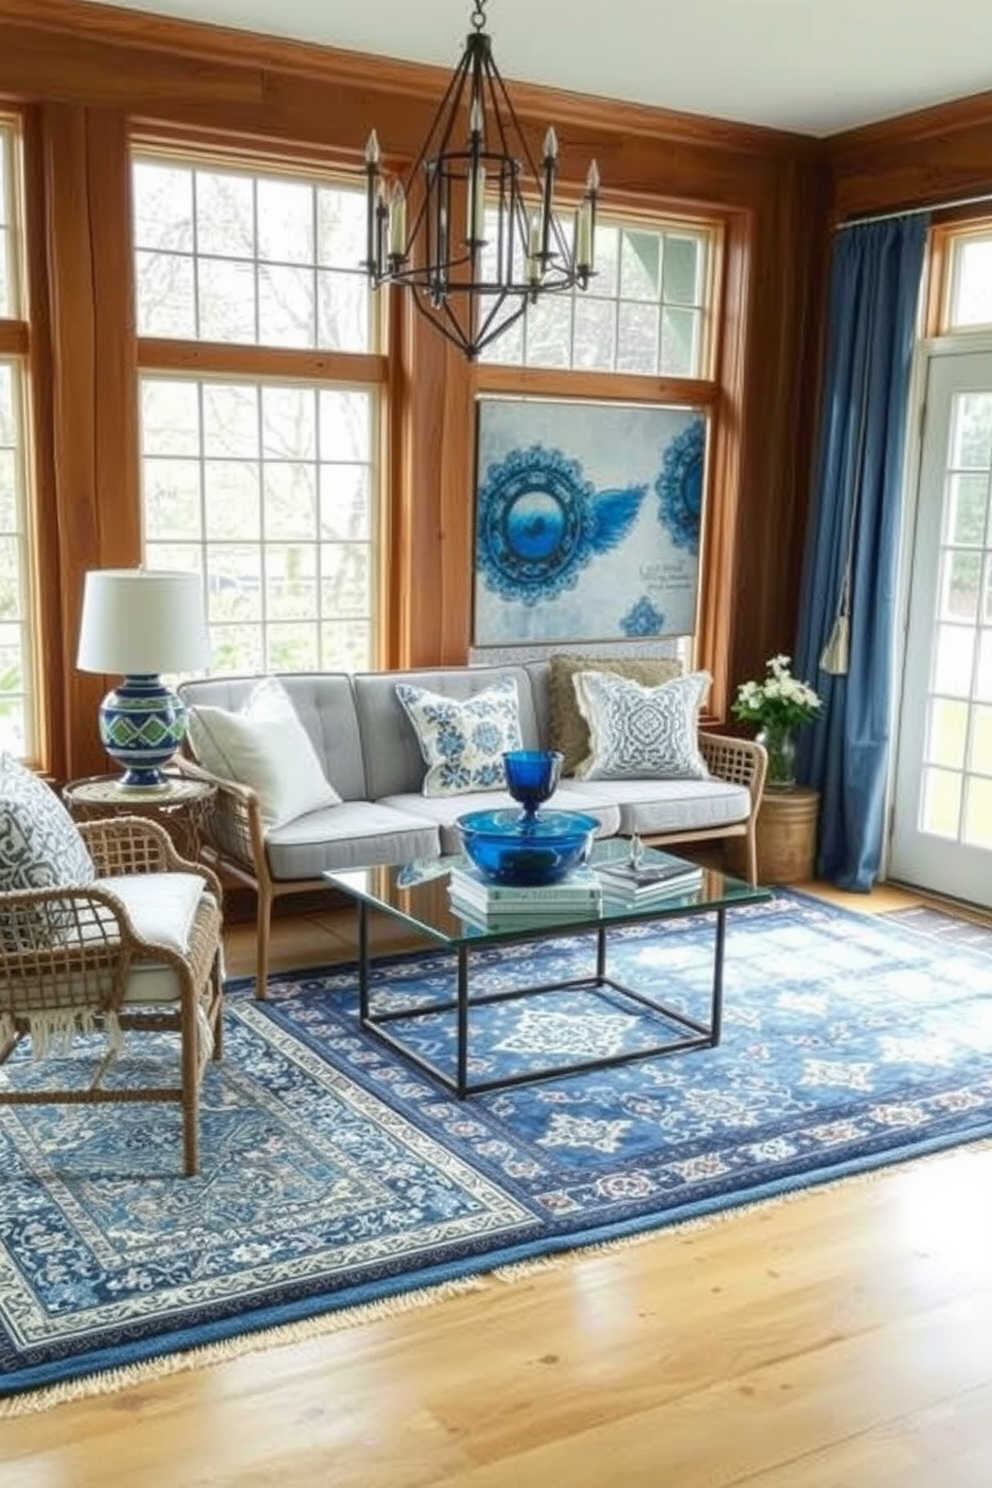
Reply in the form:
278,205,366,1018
927,697,968,769
950,392,992,467
945,472,988,544
933,624,974,695
940,548,982,622
920,766,961,837
963,777,992,847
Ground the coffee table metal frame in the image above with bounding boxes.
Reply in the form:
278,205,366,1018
325,849,770,1100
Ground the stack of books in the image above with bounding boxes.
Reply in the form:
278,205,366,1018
596,847,704,906
448,861,603,927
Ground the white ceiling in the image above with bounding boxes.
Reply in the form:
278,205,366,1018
77,0,992,138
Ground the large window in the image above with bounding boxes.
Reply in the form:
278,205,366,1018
480,218,714,376
0,117,35,758
133,150,381,673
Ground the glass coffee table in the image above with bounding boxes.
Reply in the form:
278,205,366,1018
325,843,771,1099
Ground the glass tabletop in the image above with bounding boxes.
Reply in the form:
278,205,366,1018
325,840,771,947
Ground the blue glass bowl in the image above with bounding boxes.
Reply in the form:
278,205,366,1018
456,807,599,887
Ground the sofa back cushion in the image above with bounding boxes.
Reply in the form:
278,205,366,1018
186,676,343,829
353,666,541,800
179,672,368,803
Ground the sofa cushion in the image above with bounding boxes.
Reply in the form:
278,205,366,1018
395,676,524,797
0,752,96,950
614,778,752,836
187,676,341,829
574,670,711,781
93,871,207,1004
549,654,683,775
263,801,440,882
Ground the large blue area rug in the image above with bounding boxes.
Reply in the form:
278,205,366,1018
2,889,992,1407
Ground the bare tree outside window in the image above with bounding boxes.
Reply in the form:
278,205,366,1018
134,152,379,672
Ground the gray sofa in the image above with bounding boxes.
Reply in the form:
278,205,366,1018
178,663,767,996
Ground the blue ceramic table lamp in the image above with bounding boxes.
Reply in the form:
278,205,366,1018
76,569,210,791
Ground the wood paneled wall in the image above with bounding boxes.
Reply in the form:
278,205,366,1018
0,0,831,780
827,88,992,223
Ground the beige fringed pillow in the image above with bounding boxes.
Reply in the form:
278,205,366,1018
548,655,683,775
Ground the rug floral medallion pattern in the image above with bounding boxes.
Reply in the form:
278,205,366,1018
2,890,992,1399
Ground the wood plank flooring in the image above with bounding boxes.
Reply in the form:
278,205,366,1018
3,880,992,1487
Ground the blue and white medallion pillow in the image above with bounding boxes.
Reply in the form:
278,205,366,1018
395,677,524,798
573,669,712,780
0,752,96,949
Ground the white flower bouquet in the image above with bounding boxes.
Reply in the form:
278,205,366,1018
732,656,821,787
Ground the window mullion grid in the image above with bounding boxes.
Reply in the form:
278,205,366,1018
256,382,268,668
314,385,325,669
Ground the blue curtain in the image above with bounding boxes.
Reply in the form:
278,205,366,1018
795,215,928,891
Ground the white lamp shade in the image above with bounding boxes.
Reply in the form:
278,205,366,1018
77,569,210,676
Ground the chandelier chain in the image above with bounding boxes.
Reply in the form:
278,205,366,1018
470,0,487,31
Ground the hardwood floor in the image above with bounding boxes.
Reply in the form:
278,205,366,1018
3,881,992,1487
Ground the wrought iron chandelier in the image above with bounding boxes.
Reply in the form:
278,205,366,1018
363,0,600,361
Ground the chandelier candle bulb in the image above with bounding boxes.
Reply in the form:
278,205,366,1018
576,201,593,271
388,183,406,260
469,164,486,244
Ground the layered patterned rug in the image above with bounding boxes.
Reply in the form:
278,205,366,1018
3,889,992,1411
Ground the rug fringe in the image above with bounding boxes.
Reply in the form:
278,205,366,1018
5,1137,991,1417
0,1274,489,1419
492,1134,992,1280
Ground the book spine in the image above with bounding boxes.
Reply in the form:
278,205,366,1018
450,890,602,914
601,869,703,889
449,875,601,905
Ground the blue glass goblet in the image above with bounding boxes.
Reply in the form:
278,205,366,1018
502,749,563,823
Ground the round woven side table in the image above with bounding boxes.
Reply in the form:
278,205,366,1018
62,774,216,862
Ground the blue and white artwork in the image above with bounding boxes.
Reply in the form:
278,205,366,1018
473,397,705,646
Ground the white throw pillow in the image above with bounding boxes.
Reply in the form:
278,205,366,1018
395,676,524,798
0,752,96,950
573,669,712,780
187,677,341,829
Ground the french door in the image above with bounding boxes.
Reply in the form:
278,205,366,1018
889,349,992,907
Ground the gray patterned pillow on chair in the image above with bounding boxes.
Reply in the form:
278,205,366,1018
572,670,711,780
0,752,96,950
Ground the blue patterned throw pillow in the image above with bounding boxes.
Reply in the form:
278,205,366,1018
395,677,524,798
0,752,96,950
572,669,711,780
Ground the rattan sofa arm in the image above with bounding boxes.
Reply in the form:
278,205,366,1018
698,730,768,810
173,755,267,880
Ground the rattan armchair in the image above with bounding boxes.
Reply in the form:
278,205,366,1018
0,815,224,1176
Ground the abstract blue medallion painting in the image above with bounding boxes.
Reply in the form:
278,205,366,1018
2,890,992,1408
473,397,705,645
